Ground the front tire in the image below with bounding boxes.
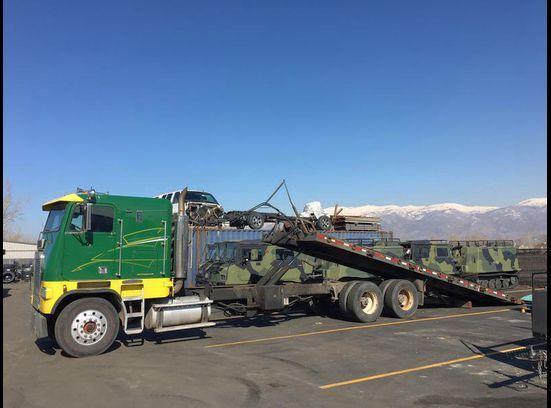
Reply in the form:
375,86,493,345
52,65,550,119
54,297,120,358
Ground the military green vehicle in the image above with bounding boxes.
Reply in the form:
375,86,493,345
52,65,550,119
450,240,520,289
344,238,405,258
197,240,370,286
402,240,520,289
371,239,405,258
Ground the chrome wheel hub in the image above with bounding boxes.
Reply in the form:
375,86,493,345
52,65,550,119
71,310,107,345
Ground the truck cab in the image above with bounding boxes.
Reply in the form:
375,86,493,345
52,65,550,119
31,191,191,357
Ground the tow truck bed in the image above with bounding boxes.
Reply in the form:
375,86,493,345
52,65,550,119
264,231,521,305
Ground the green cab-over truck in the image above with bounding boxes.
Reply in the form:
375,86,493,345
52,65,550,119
31,189,520,358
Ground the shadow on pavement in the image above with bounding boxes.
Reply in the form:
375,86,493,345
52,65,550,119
459,337,547,391
35,336,123,357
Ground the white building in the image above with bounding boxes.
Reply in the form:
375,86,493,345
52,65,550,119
3,240,37,264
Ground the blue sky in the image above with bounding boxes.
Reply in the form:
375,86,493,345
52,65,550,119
3,0,547,237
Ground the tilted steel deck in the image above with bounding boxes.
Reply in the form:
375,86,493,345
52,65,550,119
264,231,522,305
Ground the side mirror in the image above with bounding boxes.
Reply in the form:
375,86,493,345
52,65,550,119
85,203,92,231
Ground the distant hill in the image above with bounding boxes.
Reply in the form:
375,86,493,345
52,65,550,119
322,197,547,241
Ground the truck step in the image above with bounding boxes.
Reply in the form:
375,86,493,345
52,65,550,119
122,295,145,335
121,296,144,301
124,328,144,335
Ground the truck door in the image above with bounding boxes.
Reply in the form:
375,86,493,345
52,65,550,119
62,203,117,280
116,209,167,279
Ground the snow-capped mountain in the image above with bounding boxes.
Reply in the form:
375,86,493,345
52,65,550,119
321,198,547,240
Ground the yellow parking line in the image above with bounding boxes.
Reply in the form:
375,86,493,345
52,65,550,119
320,343,546,389
205,308,513,349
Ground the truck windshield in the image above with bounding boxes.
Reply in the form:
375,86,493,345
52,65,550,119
186,191,218,204
44,207,66,232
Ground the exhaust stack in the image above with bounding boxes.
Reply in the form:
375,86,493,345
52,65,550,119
173,188,189,293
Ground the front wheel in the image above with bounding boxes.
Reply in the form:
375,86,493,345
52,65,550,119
54,297,120,358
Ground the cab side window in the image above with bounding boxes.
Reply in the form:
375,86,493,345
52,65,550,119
172,192,180,203
436,247,449,258
68,205,84,231
91,205,114,233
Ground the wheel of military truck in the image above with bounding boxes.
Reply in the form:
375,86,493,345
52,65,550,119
3,271,16,284
384,280,419,319
338,281,360,319
346,281,383,323
246,212,265,230
510,276,519,288
315,215,332,231
54,297,119,358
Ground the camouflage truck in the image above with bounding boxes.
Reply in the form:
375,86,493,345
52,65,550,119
197,240,371,286
402,240,520,289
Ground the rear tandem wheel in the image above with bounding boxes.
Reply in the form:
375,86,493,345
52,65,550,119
345,281,384,323
383,280,419,319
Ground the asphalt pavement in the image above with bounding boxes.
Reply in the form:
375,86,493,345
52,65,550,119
3,282,547,408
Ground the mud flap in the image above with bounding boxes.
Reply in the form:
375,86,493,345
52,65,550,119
31,308,49,339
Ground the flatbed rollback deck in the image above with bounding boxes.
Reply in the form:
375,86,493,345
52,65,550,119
266,230,519,304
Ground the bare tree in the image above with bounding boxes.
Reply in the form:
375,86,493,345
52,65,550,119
3,180,24,241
